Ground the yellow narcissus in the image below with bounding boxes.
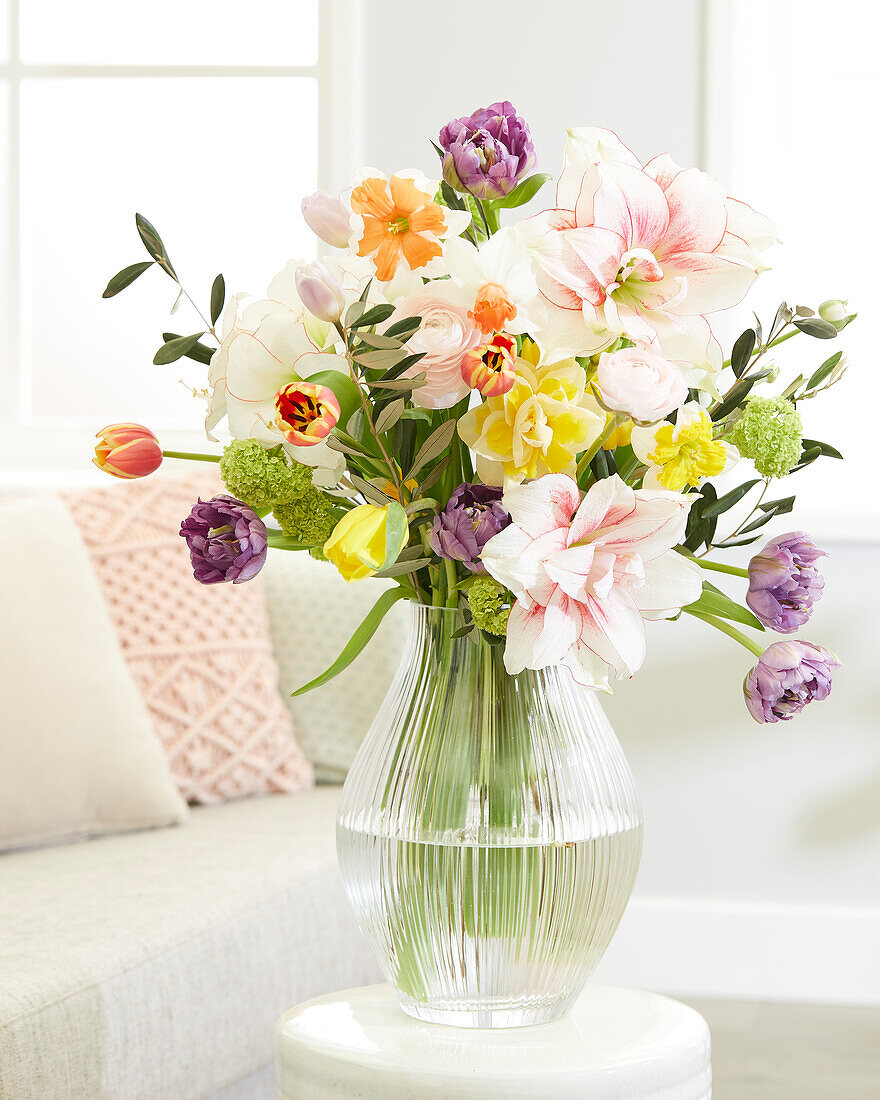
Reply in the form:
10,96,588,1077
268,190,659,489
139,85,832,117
457,340,605,484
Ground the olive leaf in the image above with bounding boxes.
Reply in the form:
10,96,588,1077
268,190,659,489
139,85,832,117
153,332,205,365
103,260,154,298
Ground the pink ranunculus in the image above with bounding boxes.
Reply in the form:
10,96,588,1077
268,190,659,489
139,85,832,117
523,128,777,373
596,346,688,422
480,472,702,689
396,283,482,409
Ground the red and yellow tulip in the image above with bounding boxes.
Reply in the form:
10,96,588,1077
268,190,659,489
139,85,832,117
93,423,162,479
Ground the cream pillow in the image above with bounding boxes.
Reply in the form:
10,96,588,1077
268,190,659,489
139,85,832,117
0,497,187,850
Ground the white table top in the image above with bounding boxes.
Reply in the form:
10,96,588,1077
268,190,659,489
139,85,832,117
275,983,712,1099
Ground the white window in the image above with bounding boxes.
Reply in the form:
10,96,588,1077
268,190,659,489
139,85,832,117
0,0,357,485
707,0,879,539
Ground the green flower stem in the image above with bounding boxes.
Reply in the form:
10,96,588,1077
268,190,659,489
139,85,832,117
576,416,620,482
697,559,750,579
162,450,221,462
444,558,458,609
685,608,765,658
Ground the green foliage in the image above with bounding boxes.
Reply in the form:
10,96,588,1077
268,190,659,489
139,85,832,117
730,396,803,479
219,440,313,510
467,576,512,637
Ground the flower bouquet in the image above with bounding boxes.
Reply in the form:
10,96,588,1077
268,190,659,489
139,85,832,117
98,103,852,1026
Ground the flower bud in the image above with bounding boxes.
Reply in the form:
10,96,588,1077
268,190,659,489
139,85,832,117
294,261,346,323
93,422,162,479
818,299,849,323
461,333,517,397
301,190,352,249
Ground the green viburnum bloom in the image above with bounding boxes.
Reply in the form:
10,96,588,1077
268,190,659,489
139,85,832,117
273,489,337,546
467,575,512,637
730,396,803,479
219,440,313,510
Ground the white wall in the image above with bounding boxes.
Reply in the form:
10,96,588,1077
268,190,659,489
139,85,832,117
356,0,880,1004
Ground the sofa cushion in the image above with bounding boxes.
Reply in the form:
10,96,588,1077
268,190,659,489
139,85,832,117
64,472,314,804
0,496,188,851
0,788,380,1100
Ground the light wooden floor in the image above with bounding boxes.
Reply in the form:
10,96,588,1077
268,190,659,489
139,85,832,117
684,998,880,1098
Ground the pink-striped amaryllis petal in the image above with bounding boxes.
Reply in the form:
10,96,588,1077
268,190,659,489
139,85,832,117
659,167,728,255
500,473,581,539
562,226,626,296
661,249,756,315
563,632,615,691
578,586,647,678
592,489,692,560
543,543,597,601
593,162,670,251
724,197,779,254
631,549,703,619
568,475,636,546
530,586,581,667
556,126,640,214
503,602,549,675
479,520,557,597
643,153,684,193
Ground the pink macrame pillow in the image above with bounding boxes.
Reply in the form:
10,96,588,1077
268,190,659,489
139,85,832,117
64,471,313,804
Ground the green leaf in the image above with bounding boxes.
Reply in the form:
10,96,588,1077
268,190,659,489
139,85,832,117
290,588,410,696
304,368,361,427
353,348,408,369
793,317,838,339
806,351,843,391
713,535,761,549
496,173,553,209
758,495,795,515
384,315,422,341
369,374,426,392
350,303,396,329
375,557,433,578
102,260,154,298
406,419,458,481
799,437,843,460
730,328,757,377
374,398,405,435
700,479,761,518
379,501,408,570
688,583,765,630
415,452,452,495
210,274,225,326
348,474,395,506
439,180,467,211
711,371,771,422
135,213,177,279
792,445,822,472
355,331,404,350
161,332,214,365
736,511,776,536
153,331,205,365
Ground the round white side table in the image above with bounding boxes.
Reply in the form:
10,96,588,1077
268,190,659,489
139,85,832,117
274,983,711,1099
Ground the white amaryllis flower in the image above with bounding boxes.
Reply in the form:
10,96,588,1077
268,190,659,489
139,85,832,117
480,472,702,689
521,126,778,378
206,307,349,486
442,227,541,336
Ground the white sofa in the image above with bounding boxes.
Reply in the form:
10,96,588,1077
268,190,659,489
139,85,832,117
0,788,380,1099
0,545,397,1100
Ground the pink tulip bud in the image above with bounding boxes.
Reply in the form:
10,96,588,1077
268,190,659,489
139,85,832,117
274,381,341,446
461,333,517,397
294,261,346,324
301,190,352,249
93,422,162,479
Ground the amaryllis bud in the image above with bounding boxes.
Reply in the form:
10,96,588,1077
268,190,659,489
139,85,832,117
179,495,268,585
301,190,351,249
461,333,517,397
93,422,162,479
747,532,826,634
294,261,346,323
274,381,340,447
743,640,839,724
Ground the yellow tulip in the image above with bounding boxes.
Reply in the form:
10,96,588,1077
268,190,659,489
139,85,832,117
324,504,390,582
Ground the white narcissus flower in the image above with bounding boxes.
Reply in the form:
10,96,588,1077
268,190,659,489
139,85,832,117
596,346,688,422
442,227,541,336
480,473,702,689
521,126,778,376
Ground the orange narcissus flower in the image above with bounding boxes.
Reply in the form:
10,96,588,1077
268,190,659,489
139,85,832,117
350,173,447,282
93,423,163,479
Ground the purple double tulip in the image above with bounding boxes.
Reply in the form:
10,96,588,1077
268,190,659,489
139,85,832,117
438,101,536,200
744,640,840,723
180,495,268,584
430,483,510,573
746,532,826,633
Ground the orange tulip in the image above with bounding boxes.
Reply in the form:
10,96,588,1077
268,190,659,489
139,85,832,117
93,423,163,479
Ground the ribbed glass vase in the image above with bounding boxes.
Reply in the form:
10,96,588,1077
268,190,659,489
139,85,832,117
336,604,643,1028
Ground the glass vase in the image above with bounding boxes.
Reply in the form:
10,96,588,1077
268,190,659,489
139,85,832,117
336,604,643,1028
